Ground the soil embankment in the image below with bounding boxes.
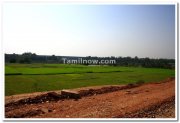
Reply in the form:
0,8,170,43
5,78,175,118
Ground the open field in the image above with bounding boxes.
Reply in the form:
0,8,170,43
5,63,175,96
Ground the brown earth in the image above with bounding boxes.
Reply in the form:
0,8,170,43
5,78,175,118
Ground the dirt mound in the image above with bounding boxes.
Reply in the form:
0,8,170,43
115,96,175,118
79,83,138,97
5,78,175,118
5,92,62,108
5,83,140,107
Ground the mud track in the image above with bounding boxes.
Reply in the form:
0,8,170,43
5,78,175,118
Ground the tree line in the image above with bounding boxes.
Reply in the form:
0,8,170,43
5,52,175,69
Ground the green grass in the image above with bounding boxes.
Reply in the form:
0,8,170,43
5,63,175,96
5,63,132,75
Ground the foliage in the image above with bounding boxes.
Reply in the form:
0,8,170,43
5,53,175,69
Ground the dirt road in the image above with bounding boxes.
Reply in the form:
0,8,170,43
5,78,175,118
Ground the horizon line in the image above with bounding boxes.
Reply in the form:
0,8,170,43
5,52,175,60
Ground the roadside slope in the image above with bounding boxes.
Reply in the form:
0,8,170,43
5,78,175,118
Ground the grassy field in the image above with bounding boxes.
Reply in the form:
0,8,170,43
5,63,175,96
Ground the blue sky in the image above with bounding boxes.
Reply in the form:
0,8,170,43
3,4,175,59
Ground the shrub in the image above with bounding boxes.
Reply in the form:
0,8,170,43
136,80,145,85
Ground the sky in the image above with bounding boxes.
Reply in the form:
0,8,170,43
3,3,175,59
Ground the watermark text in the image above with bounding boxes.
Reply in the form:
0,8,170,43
62,58,116,65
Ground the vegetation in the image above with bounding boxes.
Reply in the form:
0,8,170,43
5,52,175,69
5,63,175,96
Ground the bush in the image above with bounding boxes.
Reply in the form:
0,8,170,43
136,80,145,85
